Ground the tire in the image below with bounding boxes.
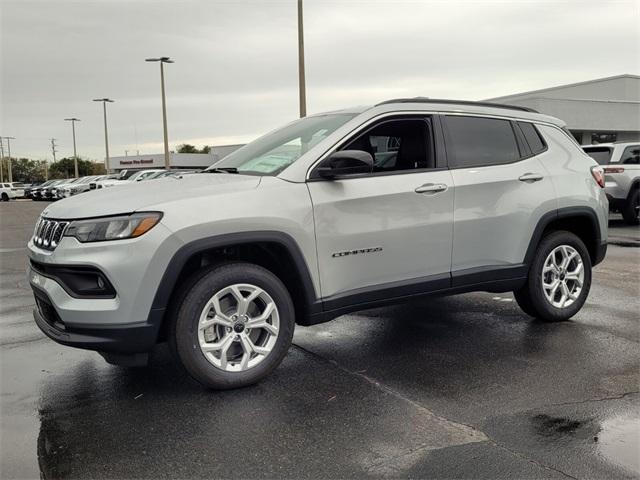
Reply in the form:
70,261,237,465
1,193,9,201
621,189,640,226
170,262,295,389
514,231,592,322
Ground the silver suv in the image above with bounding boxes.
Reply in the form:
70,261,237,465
27,99,608,389
582,142,639,225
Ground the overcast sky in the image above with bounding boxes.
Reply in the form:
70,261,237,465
1,0,639,161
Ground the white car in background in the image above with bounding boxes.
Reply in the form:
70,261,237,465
1,182,18,201
91,169,167,189
58,175,104,198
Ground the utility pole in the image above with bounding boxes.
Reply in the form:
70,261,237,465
64,118,80,177
297,0,307,117
3,137,15,182
124,150,129,157
93,98,114,173
145,57,173,169
49,138,57,180
0,139,4,182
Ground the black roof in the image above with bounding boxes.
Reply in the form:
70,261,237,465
376,97,538,113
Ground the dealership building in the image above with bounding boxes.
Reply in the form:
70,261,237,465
109,144,243,172
488,74,640,145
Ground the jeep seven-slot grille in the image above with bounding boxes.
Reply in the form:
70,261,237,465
33,218,69,250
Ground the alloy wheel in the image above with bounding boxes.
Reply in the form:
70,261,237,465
197,283,279,372
541,245,584,308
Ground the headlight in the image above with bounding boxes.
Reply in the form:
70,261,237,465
64,212,162,242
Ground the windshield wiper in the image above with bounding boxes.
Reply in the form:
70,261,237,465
205,167,239,174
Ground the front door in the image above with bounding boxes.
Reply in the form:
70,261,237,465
307,116,454,304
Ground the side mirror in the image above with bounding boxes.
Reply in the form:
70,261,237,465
317,150,374,179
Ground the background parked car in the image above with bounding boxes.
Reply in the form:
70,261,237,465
583,142,640,224
58,175,103,198
24,182,43,199
39,179,68,201
0,183,17,201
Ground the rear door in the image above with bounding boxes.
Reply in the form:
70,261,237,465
443,115,556,283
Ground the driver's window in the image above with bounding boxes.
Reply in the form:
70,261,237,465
341,118,434,173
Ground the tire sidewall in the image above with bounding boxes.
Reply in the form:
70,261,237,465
529,231,592,321
173,263,295,389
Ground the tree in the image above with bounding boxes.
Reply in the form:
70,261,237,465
48,157,104,179
177,144,211,154
177,144,198,153
0,157,48,183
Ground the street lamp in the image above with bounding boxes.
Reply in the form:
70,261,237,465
93,98,114,173
145,56,173,169
64,118,81,178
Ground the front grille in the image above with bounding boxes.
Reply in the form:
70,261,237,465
33,218,69,250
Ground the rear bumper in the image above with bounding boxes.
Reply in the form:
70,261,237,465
32,286,163,355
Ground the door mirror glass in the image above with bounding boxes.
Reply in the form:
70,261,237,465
317,150,373,179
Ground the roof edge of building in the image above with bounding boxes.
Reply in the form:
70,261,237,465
485,74,640,102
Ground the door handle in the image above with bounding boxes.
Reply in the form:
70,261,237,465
415,183,448,194
518,172,544,182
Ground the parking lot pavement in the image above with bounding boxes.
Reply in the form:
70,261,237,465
609,214,640,247
1,201,639,479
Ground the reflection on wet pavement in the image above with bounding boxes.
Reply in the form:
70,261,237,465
598,414,640,475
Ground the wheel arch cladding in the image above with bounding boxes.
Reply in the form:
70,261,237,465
525,207,603,267
151,231,321,340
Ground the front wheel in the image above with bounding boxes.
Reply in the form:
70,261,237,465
514,231,592,322
621,190,640,225
171,262,295,389
1,193,9,201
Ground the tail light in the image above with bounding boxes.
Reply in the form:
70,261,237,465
591,166,605,188
603,166,625,174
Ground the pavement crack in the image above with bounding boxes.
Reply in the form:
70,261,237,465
291,342,488,440
292,343,585,479
544,390,639,407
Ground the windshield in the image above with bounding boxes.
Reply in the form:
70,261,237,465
209,113,357,175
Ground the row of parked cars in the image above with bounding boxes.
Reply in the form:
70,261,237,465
24,168,201,201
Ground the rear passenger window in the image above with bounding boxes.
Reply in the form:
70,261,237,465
445,116,520,168
518,122,546,154
620,145,640,165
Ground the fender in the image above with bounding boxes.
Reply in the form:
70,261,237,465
524,206,605,266
150,231,320,313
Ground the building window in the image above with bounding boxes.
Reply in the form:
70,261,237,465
591,132,617,144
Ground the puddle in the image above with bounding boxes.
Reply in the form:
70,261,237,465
597,415,640,475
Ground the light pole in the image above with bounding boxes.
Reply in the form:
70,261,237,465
93,98,114,173
297,0,306,118
3,137,15,182
145,56,173,169
64,118,81,178
0,136,15,182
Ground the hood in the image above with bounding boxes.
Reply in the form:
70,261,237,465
41,173,262,219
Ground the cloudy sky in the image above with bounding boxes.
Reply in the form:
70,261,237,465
1,0,638,161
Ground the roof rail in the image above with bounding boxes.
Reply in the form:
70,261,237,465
375,97,539,113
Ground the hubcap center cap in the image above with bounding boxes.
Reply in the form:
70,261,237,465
233,322,245,333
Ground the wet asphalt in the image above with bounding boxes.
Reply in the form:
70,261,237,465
1,201,639,479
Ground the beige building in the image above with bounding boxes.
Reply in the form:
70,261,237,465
488,74,640,145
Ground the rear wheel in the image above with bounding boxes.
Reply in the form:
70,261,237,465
621,189,640,225
514,231,592,322
171,262,295,389
1,193,9,201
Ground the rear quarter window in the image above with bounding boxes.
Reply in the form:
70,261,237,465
620,145,640,165
518,122,546,154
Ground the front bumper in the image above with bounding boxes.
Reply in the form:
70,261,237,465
32,285,161,354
